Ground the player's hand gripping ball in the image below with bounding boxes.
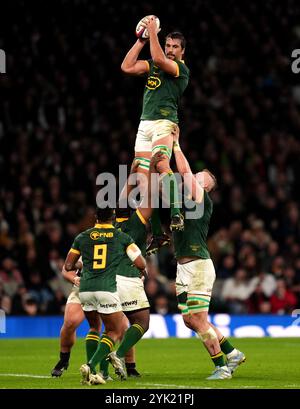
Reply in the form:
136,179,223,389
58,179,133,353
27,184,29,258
135,15,160,39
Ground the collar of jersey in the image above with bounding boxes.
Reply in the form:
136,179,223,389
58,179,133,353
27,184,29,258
94,224,114,229
116,217,129,223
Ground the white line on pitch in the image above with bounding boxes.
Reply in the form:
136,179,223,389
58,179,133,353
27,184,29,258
137,383,213,389
0,373,51,379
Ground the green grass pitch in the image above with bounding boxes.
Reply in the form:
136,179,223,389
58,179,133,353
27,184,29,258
0,338,299,389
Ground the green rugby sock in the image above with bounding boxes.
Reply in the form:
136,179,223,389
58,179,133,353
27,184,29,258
99,332,109,376
150,208,163,236
161,171,181,217
211,351,226,368
85,331,100,362
116,324,145,359
89,335,114,374
220,337,235,355
100,356,109,377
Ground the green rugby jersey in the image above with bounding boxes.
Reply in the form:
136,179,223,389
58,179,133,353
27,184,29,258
70,223,134,292
173,191,213,259
141,59,189,123
115,209,147,278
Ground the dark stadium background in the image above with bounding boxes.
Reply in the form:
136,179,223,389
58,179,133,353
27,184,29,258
1,0,300,318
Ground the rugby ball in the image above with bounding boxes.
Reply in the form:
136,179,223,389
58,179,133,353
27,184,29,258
136,15,160,39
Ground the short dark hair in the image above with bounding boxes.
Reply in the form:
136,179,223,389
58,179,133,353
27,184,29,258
165,31,186,50
96,205,114,222
115,204,131,219
203,169,218,190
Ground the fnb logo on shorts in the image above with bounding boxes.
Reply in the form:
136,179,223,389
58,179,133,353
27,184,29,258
0,49,6,73
0,309,6,333
100,303,117,308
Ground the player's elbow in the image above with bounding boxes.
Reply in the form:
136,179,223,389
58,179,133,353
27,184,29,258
121,62,128,73
121,62,133,74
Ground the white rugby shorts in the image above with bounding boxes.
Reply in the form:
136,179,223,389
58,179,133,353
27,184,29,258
79,291,122,314
134,119,176,152
117,275,150,312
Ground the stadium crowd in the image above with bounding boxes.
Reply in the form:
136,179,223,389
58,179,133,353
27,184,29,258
1,0,300,316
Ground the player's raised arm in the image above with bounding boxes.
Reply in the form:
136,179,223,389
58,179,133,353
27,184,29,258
121,39,150,75
146,17,180,77
118,157,140,207
172,126,204,203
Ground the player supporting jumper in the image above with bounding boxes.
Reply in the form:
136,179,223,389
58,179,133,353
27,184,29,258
64,206,146,385
107,152,163,376
172,127,245,380
121,16,190,249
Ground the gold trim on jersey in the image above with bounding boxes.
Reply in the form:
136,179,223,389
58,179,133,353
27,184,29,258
70,248,80,255
144,60,150,72
173,61,180,78
94,224,114,229
136,208,147,225
116,217,129,223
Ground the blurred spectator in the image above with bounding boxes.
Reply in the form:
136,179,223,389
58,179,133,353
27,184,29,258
22,296,39,316
247,286,270,314
152,293,171,315
0,279,12,314
27,272,54,313
270,279,298,314
249,271,277,298
47,289,67,315
218,255,236,279
0,258,24,297
221,269,252,314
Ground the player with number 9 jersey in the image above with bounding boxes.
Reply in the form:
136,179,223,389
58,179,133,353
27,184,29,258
70,222,136,294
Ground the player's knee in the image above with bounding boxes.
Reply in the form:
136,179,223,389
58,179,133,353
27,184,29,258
63,319,79,332
183,315,193,330
138,318,149,333
117,318,130,340
128,310,150,333
184,312,208,332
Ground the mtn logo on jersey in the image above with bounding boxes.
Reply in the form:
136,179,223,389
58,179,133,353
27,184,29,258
146,76,161,90
90,231,114,240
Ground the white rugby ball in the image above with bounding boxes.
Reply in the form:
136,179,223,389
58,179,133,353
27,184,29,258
135,15,160,39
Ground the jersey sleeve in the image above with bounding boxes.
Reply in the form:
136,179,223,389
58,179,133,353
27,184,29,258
119,231,134,249
175,60,189,79
69,234,81,255
142,59,152,77
144,59,151,72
